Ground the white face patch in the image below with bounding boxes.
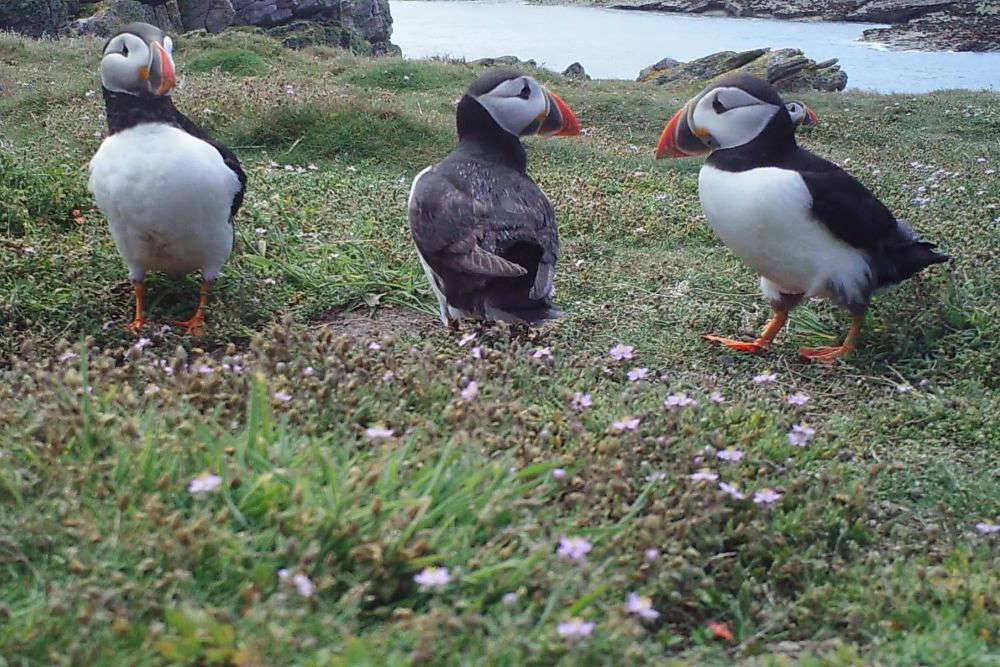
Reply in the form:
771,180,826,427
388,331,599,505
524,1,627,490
474,76,547,137
691,86,780,150
100,33,151,95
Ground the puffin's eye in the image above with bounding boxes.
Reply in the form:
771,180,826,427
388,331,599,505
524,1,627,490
121,43,129,57
517,82,531,100
712,94,726,115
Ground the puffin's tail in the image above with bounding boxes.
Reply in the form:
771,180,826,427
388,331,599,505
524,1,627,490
485,300,563,326
876,240,949,288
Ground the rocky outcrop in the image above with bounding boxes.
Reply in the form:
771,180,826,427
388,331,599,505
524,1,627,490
0,0,81,37
638,47,848,91
612,0,999,52
562,62,591,80
67,0,184,37
6,0,396,55
861,2,999,51
178,0,235,33
228,0,394,52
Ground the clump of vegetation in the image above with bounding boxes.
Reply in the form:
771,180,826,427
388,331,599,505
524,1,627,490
346,60,474,91
188,47,269,76
1,30,999,664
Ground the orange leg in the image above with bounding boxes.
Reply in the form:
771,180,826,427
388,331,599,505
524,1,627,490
704,310,788,355
799,313,863,364
171,280,212,336
127,281,147,335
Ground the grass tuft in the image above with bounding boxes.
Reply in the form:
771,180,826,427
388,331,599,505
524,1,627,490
188,47,269,76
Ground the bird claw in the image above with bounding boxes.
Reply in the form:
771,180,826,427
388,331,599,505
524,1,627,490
126,318,147,335
703,334,768,355
170,314,205,337
798,346,848,364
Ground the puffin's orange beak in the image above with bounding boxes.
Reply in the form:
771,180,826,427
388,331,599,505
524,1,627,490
804,106,818,126
150,41,176,96
655,103,710,159
538,89,581,137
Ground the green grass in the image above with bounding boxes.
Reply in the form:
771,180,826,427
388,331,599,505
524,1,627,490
188,47,269,76
1,30,1000,665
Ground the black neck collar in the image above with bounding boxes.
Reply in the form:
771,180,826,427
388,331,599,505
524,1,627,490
103,87,180,134
706,111,797,172
455,94,527,173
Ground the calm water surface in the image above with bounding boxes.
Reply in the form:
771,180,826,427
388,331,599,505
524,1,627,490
390,0,1000,92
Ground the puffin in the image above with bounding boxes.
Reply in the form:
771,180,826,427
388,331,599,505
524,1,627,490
407,68,581,327
655,74,947,363
88,22,246,335
785,100,818,128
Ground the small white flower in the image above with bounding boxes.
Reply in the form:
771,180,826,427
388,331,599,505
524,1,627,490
58,351,79,363
263,278,276,286
470,346,482,359
644,548,658,562
502,592,518,606
786,392,810,406
552,468,566,480
273,391,292,402
664,393,696,409
460,381,479,401
458,332,476,347
719,481,745,500
188,473,222,495
753,488,782,505
571,392,592,411
709,391,725,403
414,566,451,589
975,522,1000,535
532,346,552,360
787,423,815,447
368,341,381,351
557,618,595,640
627,367,648,382
753,372,778,385
716,448,743,462
611,417,640,431
303,366,315,376
364,425,394,439
688,469,718,482
625,593,659,620
293,573,314,598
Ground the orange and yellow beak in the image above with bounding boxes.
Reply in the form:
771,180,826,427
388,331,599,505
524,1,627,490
537,88,581,137
802,106,818,126
142,41,175,96
655,102,711,159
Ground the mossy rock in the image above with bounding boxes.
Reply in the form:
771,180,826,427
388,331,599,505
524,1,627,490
267,20,371,55
188,47,268,75
0,0,80,37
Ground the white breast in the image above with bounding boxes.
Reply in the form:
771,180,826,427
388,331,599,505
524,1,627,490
698,164,871,304
88,123,240,281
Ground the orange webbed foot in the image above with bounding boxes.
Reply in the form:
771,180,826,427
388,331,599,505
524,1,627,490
798,345,850,364
703,334,769,355
171,312,206,337
126,318,148,335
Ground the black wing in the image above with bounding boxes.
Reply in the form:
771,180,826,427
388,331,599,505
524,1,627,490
409,163,560,320
172,108,247,221
789,147,948,287
410,166,558,293
785,147,899,250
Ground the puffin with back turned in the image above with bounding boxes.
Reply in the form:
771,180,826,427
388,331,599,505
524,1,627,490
89,22,246,335
655,74,947,363
408,68,581,327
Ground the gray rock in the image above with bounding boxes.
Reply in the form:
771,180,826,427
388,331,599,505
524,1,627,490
179,0,236,33
636,56,681,81
638,47,848,92
562,62,590,80
614,0,999,52
230,0,395,53
0,0,81,37
471,56,539,68
67,0,184,37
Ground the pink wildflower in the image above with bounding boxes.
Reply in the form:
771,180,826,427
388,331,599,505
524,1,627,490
753,488,782,505
557,537,592,561
625,593,660,620
609,343,634,361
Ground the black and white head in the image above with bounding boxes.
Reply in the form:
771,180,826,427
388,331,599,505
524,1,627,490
655,74,815,158
785,100,818,128
100,22,176,97
458,68,580,139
